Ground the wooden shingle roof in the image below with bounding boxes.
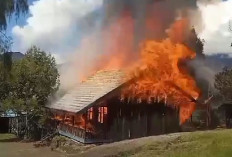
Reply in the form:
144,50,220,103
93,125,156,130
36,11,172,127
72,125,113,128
48,70,126,113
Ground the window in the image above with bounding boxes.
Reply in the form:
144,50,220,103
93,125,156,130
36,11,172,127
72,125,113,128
64,114,72,125
98,107,108,123
87,107,93,120
104,107,108,114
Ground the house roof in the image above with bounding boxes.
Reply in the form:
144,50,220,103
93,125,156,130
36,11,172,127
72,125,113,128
0,110,17,118
48,70,126,113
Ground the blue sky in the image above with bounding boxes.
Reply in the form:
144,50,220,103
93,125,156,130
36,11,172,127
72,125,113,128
6,0,36,37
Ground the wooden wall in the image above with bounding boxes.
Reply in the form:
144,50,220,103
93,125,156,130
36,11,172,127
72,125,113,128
105,98,180,142
0,117,9,133
51,98,180,143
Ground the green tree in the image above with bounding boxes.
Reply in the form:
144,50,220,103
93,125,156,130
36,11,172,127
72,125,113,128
2,46,60,139
215,67,232,101
13,46,60,106
0,60,12,101
0,50,13,102
187,28,204,57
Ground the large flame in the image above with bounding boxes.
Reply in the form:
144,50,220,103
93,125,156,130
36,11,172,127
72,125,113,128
78,12,200,124
120,19,200,124
122,41,199,124
91,18,200,124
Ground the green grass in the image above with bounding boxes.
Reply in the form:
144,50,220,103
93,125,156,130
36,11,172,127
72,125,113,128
0,133,17,141
117,129,232,157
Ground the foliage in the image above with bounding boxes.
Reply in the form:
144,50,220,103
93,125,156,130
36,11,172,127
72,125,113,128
214,67,232,101
0,0,28,30
0,54,13,101
0,32,13,102
1,46,60,139
187,28,204,57
11,46,60,107
0,133,17,141
1,97,24,113
4,46,60,112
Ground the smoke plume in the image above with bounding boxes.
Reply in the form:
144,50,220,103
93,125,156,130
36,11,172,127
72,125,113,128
59,0,206,91
12,0,230,93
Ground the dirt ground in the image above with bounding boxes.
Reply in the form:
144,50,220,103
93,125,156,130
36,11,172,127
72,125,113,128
0,133,183,157
0,134,65,157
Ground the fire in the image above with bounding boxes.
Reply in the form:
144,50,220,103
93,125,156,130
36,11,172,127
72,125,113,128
78,10,201,124
94,11,137,71
121,19,200,124
54,113,95,132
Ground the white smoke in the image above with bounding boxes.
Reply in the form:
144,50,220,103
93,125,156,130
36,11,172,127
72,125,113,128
11,0,104,90
12,0,103,63
58,31,103,90
197,0,232,55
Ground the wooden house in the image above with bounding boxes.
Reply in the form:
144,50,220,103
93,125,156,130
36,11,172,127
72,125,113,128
47,70,180,143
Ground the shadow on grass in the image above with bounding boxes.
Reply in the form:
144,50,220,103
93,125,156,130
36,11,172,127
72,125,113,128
0,133,21,143
0,137,21,142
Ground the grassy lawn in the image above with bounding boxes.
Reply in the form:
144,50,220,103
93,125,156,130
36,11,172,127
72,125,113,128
117,129,232,157
0,133,16,140
0,133,18,141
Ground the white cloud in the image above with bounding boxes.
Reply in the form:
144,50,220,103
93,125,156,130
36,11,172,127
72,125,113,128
12,0,103,63
197,0,232,55
52,53,64,64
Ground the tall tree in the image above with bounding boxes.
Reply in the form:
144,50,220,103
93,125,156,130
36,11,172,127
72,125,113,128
9,46,60,108
0,0,26,101
215,67,232,101
2,46,60,138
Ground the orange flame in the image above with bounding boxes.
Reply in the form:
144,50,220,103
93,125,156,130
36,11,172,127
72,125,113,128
121,19,200,124
95,11,137,71
78,13,200,124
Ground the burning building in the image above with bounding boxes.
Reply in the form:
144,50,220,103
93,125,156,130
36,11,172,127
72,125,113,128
48,0,205,143
48,23,202,143
48,19,202,144
48,70,180,143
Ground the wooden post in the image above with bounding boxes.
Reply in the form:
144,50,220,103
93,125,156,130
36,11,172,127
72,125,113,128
145,107,148,136
122,116,125,139
8,118,11,133
72,115,74,126
206,103,211,128
206,83,212,128
206,104,209,128
17,117,19,136
84,112,87,142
